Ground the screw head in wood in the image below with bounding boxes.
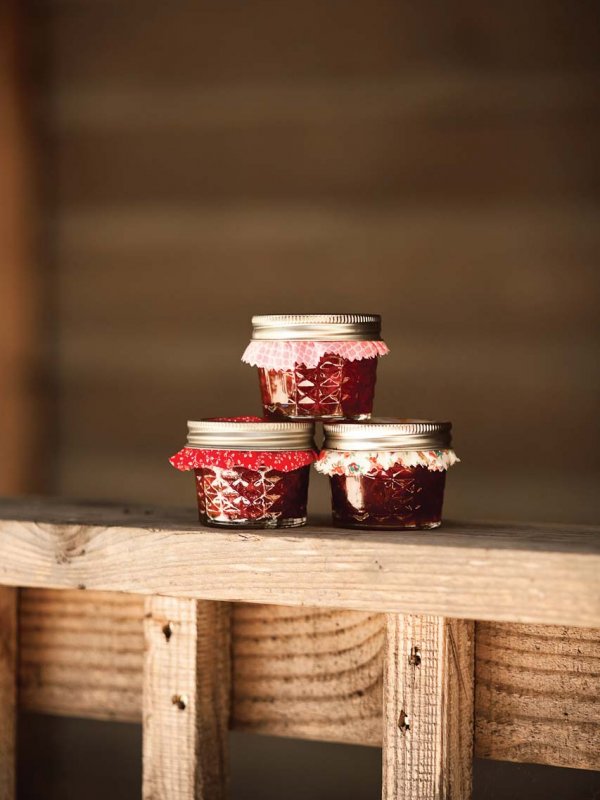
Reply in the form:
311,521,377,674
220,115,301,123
172,694,188,710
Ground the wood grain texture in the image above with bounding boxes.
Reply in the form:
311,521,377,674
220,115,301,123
143,597,230,800
232,604,384,745
15,590,600,771
382,615,474,800
0,500,599,626
0,588,17,800
19,589,144,721
474,622,600,771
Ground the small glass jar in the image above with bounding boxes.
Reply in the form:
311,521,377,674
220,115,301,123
170,417,316,528
242,314,389,421
315,419,458,530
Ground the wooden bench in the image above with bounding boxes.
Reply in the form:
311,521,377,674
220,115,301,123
1,498,599,799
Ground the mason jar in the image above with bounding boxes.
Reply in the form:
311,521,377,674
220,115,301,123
315,419,459,530
170,417,316,528
242,314,389,421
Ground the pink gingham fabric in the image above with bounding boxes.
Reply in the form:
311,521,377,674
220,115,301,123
241,340,389,370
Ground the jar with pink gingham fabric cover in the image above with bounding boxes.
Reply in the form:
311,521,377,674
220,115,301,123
242,315,389,421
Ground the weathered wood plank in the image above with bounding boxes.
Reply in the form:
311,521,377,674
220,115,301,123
143,597,230,800
382,615,474,800
232,604,384,745
1,501,599,626
19,589,143,722
16,591,600,771
0,588,17,800
474,622,600,771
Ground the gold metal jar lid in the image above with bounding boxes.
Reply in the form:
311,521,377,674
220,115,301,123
250,314,382,341
322,418,452,451
187,419,316,451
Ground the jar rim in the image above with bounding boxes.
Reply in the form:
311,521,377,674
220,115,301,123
187,417,316,451
250,314,382,341
322,418,452,451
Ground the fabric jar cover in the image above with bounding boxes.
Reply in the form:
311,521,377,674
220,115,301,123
242,340,389,370
170,416,318,472
314,449,459,476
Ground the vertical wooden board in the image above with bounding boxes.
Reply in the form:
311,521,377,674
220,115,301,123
475,622,600,770
0,588,17,800
143,597,230,800
0,0,43,495
232,603,384,744
383,614,474,800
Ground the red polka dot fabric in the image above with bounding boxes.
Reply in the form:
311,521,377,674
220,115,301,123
170,447,317,472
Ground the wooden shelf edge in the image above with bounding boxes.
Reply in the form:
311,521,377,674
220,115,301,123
1,499,599,627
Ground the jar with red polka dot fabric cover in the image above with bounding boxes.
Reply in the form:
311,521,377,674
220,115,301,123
170,417,317,528
242,314,389,421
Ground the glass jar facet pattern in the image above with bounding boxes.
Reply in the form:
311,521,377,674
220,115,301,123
329,465,446,530
195,464,310,528
258,353,378,420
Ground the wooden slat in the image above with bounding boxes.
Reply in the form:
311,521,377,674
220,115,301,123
16,591,600,771
0,588,17,800
54,115,600,207
47,0,600,88
0,0,42,495
232,604,384,745
1,500,599,626
19,589,144,721
474,622,600,771
142,597,230,800
50,69,600,205
382,615,474,800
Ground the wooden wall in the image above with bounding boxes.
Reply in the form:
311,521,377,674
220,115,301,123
0,0,46,495
33,0,600,521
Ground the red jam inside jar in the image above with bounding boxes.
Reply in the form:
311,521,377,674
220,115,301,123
242,315,388,421
195,464,310,528
258,353,378,420
316,419,457,531
329,466,446,530
170,417,316,529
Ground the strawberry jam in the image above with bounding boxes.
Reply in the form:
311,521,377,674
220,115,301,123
258,354,378,420
194,464,310,528
329,466,446,530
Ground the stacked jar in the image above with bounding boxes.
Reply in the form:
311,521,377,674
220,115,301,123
170,314,458,530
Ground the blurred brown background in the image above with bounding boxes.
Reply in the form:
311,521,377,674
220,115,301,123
3,0,600,797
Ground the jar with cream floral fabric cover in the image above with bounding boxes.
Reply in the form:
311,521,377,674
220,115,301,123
315,419,458,530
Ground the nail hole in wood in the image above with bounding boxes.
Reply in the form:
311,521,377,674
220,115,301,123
162,622,173,642
409,646,421,667
398,710,410,733
172,694,187,710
